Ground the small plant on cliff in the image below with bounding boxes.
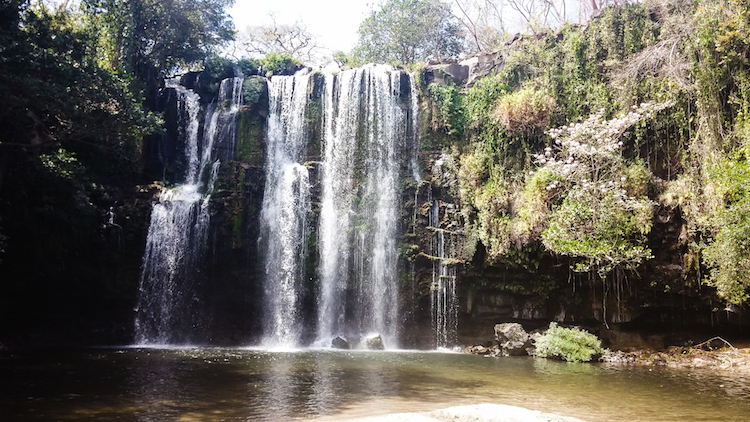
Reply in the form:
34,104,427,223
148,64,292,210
428,80,467,135
535,322,605,363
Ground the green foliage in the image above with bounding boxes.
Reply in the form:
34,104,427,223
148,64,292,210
332,50,353,67
703,199,750,304
83,0,235,92
237,58,259,77
535,322,605,362
0,4,159,151
199,55,237,96
494,85,557,135
0,2,161,299
535,104,664,278
196,56,260,99
702,149,750,304
428,81,467,135
39,148,81,180
354,0,464,65
259,52,302,77
243,77,267,107
497,5,658,122
464,74,510,127
655,0,750,304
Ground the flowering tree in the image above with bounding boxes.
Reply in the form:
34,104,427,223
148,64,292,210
529,102,669,279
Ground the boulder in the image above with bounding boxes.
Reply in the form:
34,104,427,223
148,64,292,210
422,61,470,86
494,323,532,356
364,334,385,350
462,51,505,86
331,336,350,349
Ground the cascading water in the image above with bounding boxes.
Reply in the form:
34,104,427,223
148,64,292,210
137,64,421,348
316,65,418,347
429,200,459,349
134,76,243,345
429,156,460,350
259,70,312,347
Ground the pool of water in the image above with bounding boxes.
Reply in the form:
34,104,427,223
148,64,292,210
1,348,748,421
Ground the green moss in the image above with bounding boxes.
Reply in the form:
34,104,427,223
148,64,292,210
236,109,264,165
243,77,266,107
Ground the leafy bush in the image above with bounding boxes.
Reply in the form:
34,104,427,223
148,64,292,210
259,52,302,77
701,151,750,304
428,81,467,135
464,74,510,127
243,77,266,107
494,85,556,135
198,55,235,97
703,198,750,304
237,58,259,77
535,322,605,362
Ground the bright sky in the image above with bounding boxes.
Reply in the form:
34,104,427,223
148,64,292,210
228,0,372,56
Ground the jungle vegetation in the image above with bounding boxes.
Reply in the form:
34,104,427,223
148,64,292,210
424,0,750,306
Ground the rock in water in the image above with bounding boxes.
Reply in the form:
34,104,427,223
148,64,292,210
365,334,385,350
331,336,350,349
494,323,532,356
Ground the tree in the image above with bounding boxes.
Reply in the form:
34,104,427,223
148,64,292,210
354,0,465,65
505,0,569,33
529,103,668,279
237,15,322,65
452,0,506,52
0,1,161,325
83,0,235,95
0,2,158,152
525,102,669,325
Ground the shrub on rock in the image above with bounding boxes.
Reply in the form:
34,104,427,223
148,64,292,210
535,322,605,362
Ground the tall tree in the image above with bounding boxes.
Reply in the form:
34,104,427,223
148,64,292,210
237,15,322,65
505,0,569,34
83,0,235,95
0,1,157,152
0,2,161,338
354,0,465,65
452,0,506,52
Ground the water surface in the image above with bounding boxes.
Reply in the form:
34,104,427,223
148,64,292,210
1,348,747,421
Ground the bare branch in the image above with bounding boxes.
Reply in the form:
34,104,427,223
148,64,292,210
237,15,322,64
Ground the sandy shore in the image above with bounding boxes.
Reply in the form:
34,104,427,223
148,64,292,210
343,403,587,422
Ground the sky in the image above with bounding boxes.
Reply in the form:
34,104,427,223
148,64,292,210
228,0,373,56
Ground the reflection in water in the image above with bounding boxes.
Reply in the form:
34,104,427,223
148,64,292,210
0,348,749,422
532,357,604,376
308,352,338,418
264,353,301,420
130,351,181,420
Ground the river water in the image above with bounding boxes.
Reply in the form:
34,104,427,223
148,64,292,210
1,348,748,421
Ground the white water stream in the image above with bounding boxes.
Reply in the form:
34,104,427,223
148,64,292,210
134,77,243,344
260,70,313,347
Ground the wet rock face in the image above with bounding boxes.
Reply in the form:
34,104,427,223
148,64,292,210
494,323,532,356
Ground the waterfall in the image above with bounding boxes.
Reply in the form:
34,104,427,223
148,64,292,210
316,65,416,347
259,69,312,347
429,156,460,350
134,77,243,345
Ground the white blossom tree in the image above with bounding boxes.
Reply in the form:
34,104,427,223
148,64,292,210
529,102,671,278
